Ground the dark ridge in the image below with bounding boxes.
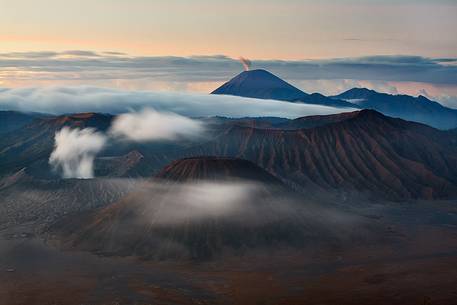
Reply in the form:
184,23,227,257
155,156,283,184
43,112,113,130
0,110,46,134
333,88,378,100
277,110,363,129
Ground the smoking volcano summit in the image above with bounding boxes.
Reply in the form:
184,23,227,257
211,69,357,108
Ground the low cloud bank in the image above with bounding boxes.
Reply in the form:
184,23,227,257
49,127,107,179
0,86,355,118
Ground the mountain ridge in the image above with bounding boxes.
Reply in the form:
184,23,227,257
1,109,456,200
332,88,457,129
187,109,457,200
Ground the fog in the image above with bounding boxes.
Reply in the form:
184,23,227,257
134,181,261,224
106,179,361,230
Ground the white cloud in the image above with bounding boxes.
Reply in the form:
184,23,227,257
109,108,205,142
147,181,258,223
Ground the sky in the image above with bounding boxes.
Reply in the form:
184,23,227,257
1,0,456,107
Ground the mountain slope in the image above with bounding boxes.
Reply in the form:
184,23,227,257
0,112,113,177
212,69,305,101
2,109,456,200
275,111,361,129
156,156,284,184
332,88,457,129
51,157,373,260
0,111,46,134
0,169,139,230
0,111,198,179
211,69,355,108
188,110,457,200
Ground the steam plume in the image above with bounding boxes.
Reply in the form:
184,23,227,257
49,127,107,179
239,57,251,71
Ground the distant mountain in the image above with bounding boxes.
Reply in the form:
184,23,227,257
332,88,457,129
0,111,46,134
211,69,356,108
212,69,305,100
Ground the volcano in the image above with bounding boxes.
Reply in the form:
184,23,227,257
211,69,355,108
155,156,284,184
211,69,306,101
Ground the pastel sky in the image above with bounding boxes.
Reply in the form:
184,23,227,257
1,0,456,107
2,0,456,58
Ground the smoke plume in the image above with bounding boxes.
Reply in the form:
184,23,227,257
49,127,107,179
109,108,205,142
239,57,251,71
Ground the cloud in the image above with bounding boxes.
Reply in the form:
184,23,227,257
49,127,107,179
0,51,456,85
60,50,102,57
0,86,354,118
109,108,205,142
258,56,457,85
